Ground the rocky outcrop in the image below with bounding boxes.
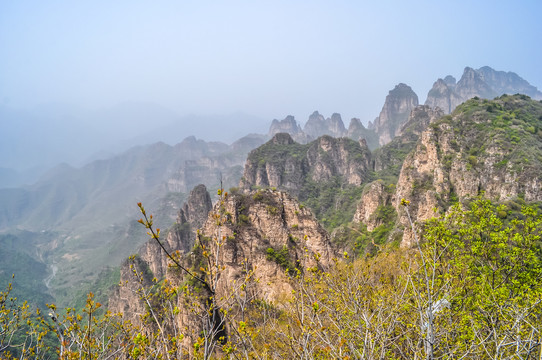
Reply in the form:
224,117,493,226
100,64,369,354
148,185,212,279
177,184,212,230
108,254,154,323
425,78,463,114
328,113,347,137
240,133,371,196
477,66,542,99
199,189,335,303
303,111,328,138
109,184,213,321
454,67,497,102
425,66,542,114
268,115,312,144
394,95,542,246
303,111,348,138
372,83,419,146
109,187,335,344
305,136,370,185
353,180,392,231
371,105,444,174
347,118,379,150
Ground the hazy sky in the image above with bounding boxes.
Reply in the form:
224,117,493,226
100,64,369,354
1,0,541,124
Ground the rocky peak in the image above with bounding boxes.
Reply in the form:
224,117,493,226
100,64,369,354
348,118,364,133
365,106,444,191
139,184,213,281
476,66,542,100
443,75,456,86
268,115,302,137
373,83,419,146
241,134,371,196
303,111,328,138
347,117,378,149
199,189,335,303
455,66,496,100
425,78,461,114
270,132,295,145
425,66,541,115
109,184,214,322
177,184,213,229
328,113,347,137
306,135,370,186
110,187,335,333
392,95,542,246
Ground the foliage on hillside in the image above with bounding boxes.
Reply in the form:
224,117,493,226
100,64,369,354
435,94,542,176
2,198,542,359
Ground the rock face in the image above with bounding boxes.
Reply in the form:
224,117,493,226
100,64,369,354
393,95,542,246
347,118,379,150
266,111,378,148
425,78,463,114
200,189,335,303
303,111,330,138
240,133,371,196
425,66,542,114
269,115,302,136
372,83,419,146
477,66,542,99
353,95,542,247
327,113,347,137
268,115,312,143
177,184,213,230
454,67,497,102
109,188,335,342
354,106,444,235
353,180,392,231
302,111,348,139
109,184,213,320
371,105,443,174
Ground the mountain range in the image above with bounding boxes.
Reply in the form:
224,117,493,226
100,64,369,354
1,65,541,308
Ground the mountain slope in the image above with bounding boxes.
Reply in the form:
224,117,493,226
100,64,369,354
241,133,372,229
0,135,263,307
356,94,542,246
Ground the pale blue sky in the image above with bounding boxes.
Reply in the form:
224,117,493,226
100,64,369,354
1,0,541,124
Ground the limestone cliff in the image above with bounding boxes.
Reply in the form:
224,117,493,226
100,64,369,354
198,189,335,303
347,118,379,150
371,105,444,174
425,78,463,114
352,106,443,239
109,187,335,340
109,184,213,320
177,184,213,230
302,112,347,138
372,83,419,146
240,133,371,196
425,66,542,114
394,95,542,245
353,180,392,231
268,115,311,143
269,115,302,136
